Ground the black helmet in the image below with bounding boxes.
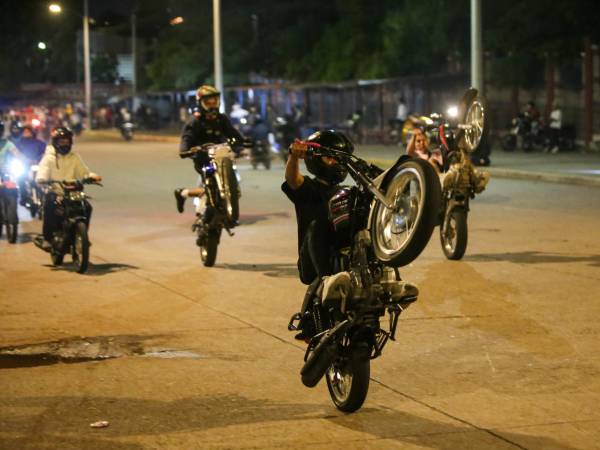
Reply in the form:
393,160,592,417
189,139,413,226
51,127,74,155
10,121,23,139
305,130,354,185
196,85,221,119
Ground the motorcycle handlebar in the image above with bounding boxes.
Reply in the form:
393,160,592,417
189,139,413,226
45,179,103,187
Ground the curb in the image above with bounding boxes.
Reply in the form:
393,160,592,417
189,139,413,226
366,158,600,188
83,130,179,143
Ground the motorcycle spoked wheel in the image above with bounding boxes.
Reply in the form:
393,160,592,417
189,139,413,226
71,221,90,273
220,158,240,224
325,341,371,413
371,158,441,267
440,207,468,260
199,228,221,267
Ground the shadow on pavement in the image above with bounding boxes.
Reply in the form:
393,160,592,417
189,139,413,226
86,262,140,276
43,261,139,276
329,407,581,450
0,231,36,244
238,211,290,226
467,251,600,267
1,394,323,442
1,395,580,450
220,262,298,278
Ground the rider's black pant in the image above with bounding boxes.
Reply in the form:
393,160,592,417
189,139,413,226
43,193,93,241
298,219,335,285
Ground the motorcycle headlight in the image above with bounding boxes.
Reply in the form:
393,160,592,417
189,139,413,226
9,159,25,178
446,105,459,118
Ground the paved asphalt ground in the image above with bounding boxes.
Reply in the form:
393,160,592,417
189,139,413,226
1,134,600,449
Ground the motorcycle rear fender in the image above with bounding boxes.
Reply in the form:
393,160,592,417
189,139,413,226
366,154,412,231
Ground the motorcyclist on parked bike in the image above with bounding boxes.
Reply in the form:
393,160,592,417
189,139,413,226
35,127,102,251
173,85,244,215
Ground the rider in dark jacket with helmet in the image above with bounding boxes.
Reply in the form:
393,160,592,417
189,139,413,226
282,129,354,285
174,85,243,214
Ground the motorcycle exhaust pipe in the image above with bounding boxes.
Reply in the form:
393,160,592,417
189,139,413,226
300,320,349,388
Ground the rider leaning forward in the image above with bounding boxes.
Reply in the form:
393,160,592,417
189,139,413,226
173,85,243,217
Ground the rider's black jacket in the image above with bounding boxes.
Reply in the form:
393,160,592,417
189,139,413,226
179,113,243,165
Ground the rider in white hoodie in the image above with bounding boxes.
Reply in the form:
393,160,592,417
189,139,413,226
36,127,102,250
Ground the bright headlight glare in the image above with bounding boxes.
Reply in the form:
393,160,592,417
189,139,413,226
9,159,25,178
447,106,459,118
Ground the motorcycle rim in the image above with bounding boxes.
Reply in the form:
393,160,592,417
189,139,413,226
441,208,468,260
371,159,441,267
325,342,370,413
462,99,485,152
221,158,239,224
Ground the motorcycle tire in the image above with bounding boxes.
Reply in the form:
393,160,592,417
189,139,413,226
371,158,441,267
0,223,3,239
325,342,371,413
200,229,220,267
72,222,90,273
51,251,64,266
264,158,271,170
7,224,18,244
221,158,240,224
440,207,468,260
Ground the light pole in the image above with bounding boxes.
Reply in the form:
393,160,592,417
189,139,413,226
213,0,224,111
49,1,92,131
470,0,483,93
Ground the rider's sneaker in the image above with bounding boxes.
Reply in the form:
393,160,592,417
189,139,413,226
174,189,185,213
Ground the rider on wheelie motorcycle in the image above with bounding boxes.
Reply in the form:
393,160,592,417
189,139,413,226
34,127,102,251
173,85,243,217
282,130,354,340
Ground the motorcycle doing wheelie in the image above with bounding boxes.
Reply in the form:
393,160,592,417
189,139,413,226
425,89,489,260
39,179,102,273
180,143,240,267
288,142,441,412
0,157,25,243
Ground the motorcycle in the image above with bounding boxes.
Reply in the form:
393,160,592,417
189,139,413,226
249,139,272,170
272,115,298,162
501,113,543,152
287,140,441,412
424,89,489,260
180,143,241,267
23,162,44,219
0,157,24,243
39,179,102,273
119,121,136,141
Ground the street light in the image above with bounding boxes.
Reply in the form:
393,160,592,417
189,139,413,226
38,42,48,50
48,1,92,132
